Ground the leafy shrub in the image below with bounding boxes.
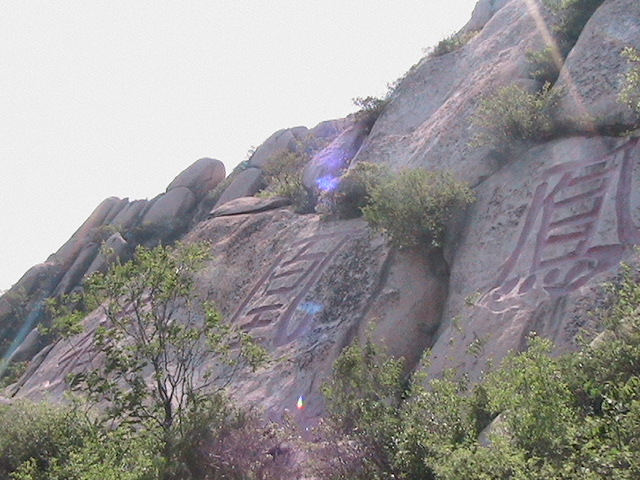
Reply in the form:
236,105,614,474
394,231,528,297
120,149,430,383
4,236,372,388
485,336,578,458
429,31,478,57
0,400,161,480
621,47,640,115
318,260,640,479
472,83,560,151
362,169,475,249
526,46,563,84
321,340,405,479
0,360,27,388
316,162,391,219
544,0,606,55
259,151,314,213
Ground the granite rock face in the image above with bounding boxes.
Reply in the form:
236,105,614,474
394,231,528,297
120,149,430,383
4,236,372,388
428,136,640,381
14,211,449,426
4,0,640,428
214,167,265,207
353,0,554,186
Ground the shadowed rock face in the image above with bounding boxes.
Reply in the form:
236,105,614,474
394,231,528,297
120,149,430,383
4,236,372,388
4,0,640,425
554,0,640,131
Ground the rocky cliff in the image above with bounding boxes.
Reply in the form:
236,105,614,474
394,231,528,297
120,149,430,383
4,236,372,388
2,0,640,427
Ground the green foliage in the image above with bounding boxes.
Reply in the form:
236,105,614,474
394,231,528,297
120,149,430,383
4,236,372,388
0,400,161,480
321,262,640,479
316,162,391,219
472,83,560,151
60,242,266,475
352,96,389,127
544,0,605,55
88,224,123,245
526,46,563,84
362,168,475,249
0,361,27,388
621,47,640,115
485,335,578,457
429,31,478,57
259,151,314,213
322,340,405,478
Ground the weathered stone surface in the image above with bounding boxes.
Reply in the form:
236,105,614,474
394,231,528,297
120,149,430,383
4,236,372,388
167,157,226,200
109,199,148,229
10,262,59,297
359,247,449,371
141,187,196,225
308,118,352,140
554,0,640,131
8,328,45,364
302,121,370,192
353,0,553,186
427,136,640,381
208,196,291,218
214,168,265,208
462,0,511,33
50,197,127,270
248,129,300,168
85,233,129,278
53,242,100,296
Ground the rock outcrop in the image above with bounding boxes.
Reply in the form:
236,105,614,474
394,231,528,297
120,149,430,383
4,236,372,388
3,0,640,430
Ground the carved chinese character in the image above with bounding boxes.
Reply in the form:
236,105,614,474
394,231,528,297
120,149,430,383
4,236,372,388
489,139,639,303
230,230,364,346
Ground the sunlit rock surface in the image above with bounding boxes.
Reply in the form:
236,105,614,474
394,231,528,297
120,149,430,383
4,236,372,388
554,0,640,131
3,0,640,428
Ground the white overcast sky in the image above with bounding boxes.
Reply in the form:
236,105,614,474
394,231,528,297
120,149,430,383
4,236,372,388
0,0,479,291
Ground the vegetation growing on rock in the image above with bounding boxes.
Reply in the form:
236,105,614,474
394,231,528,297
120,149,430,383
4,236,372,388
472,83,560,151
428,31,478,57
50,242,266,478
258,150,314,213
315,265,640,479
362,168,475,249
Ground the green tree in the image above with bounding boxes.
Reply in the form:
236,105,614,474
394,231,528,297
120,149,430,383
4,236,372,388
66,242,266,475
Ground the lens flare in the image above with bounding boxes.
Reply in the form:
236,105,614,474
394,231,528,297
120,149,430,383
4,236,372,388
316,175,340,192
297,395,306,410
298,301,324,315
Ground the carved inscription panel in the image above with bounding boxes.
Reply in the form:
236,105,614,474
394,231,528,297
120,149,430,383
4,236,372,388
488,139,639,304
229,230,365,347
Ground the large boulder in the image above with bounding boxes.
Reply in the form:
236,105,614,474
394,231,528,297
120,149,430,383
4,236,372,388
109,199,148,229
554,0,640,131
166,157,226,200
141,187,197,225
50,197,127,270
462,0,511,33
248,129,301,168
208,196,291,218
214,168,265,208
